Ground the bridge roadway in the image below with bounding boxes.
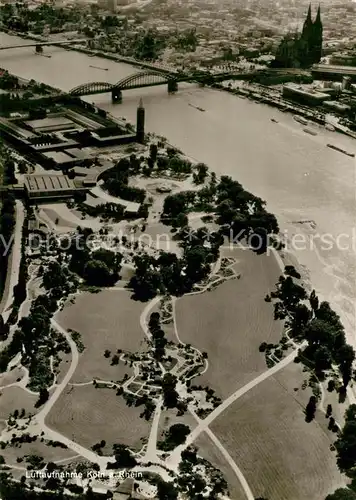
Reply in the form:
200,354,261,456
69,70,259,98
0,39,87,51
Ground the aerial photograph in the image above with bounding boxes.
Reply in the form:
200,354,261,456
0,0,356,499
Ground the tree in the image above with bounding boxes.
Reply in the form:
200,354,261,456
162,373,179,408
326,404,333,418
165,423,190,447
309,289,319,312
108,444,137,469
156,479,178,500
193,163,209,184
84,260,114,287
335,405,356,473
35,388,49,408
149,143,158,162
326,488,356,500
305,395,317,422
336,344,355,387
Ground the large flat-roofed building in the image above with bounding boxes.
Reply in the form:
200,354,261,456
312,64,356,82
283,83,330,106
24,116,76,133
24,174,77,201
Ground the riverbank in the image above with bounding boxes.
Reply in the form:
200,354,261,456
3,29,356,140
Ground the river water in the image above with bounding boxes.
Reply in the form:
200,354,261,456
0,32,355,342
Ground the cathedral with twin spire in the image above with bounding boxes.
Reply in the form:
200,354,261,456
272,4,323,69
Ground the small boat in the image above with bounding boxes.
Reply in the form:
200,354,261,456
325,123,335,132
327,144,355,157
303,128,317,136
293,115,308,125
271,118,278,123
188,103,205,112
89,65,108,71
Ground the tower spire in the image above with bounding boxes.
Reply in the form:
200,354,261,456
315,4,321,24
302,3,313,38
136,98,145,144
307,3,312,22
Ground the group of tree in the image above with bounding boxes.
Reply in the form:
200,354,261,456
161,191,196,227
158,423,190,451
216,176,279,253
0,71,19,91
178,445,228,499
192,163,209,185
148,312,168,360
133,29,166,61
335,405,356,476
161,174,279,253
102,156,146,204
129,227,223,300
66,227,123,287
173,29,198,52
107,444,137,469
0,191,15,303
269,267,355,388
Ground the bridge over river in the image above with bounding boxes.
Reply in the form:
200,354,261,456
69,69,258,102
0,39,87,52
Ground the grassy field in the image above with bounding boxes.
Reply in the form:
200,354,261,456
0,387,38,420
175,248,283,398
210,362,347,500
46,385,150,452
1,440,77,466
57,289,148,383
0,367,24,388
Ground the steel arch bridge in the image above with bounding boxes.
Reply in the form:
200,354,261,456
69,70,177,97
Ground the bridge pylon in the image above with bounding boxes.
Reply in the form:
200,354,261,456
111,88,122,104
167,80,178,93
35,45,43,53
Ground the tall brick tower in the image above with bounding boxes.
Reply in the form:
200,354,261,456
136,98,145,144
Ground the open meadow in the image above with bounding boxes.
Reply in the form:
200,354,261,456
1,439,78,466
0,387,38,420
0,367,24,388
57,289,147,383
210,362,347,500
175,248,283,398
46,385,150,452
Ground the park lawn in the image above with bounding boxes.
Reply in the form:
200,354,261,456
1,439,77,466
57,289,148,383
0,367,24,388
46,385,150,453
210,362,347,500
0,387,38,420
175,248,283,398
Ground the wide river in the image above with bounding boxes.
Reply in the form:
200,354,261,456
1,32,355,342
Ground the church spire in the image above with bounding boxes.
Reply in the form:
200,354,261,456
314,4,322,25
307,3,312,23
302,3,313,37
